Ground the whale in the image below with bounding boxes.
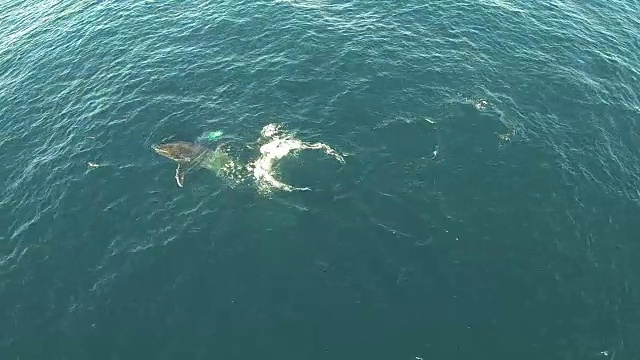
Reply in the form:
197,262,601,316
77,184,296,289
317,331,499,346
152,141,240,187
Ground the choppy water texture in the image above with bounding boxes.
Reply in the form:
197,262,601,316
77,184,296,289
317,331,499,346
1,0,640,359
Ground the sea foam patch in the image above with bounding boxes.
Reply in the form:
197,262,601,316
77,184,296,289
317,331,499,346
247,123,345,194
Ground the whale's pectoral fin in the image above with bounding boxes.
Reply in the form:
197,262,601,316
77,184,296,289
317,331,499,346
175,163,185,188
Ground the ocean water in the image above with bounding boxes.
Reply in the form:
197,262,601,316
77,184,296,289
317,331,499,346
1,0,640,359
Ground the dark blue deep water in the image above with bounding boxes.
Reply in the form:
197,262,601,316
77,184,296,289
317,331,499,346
2,1,640,359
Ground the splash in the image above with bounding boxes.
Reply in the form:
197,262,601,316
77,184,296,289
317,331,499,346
247,124,345,194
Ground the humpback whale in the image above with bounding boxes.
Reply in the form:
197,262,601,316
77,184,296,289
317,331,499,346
152,141,241,187
153,124,345,192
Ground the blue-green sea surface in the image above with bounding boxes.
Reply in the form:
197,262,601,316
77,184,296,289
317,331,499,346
1,1,639,359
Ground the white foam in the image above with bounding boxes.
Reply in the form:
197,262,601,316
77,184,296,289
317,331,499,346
248,124,345,194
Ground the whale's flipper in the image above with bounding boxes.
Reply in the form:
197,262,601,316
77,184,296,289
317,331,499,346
175,163,185,188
